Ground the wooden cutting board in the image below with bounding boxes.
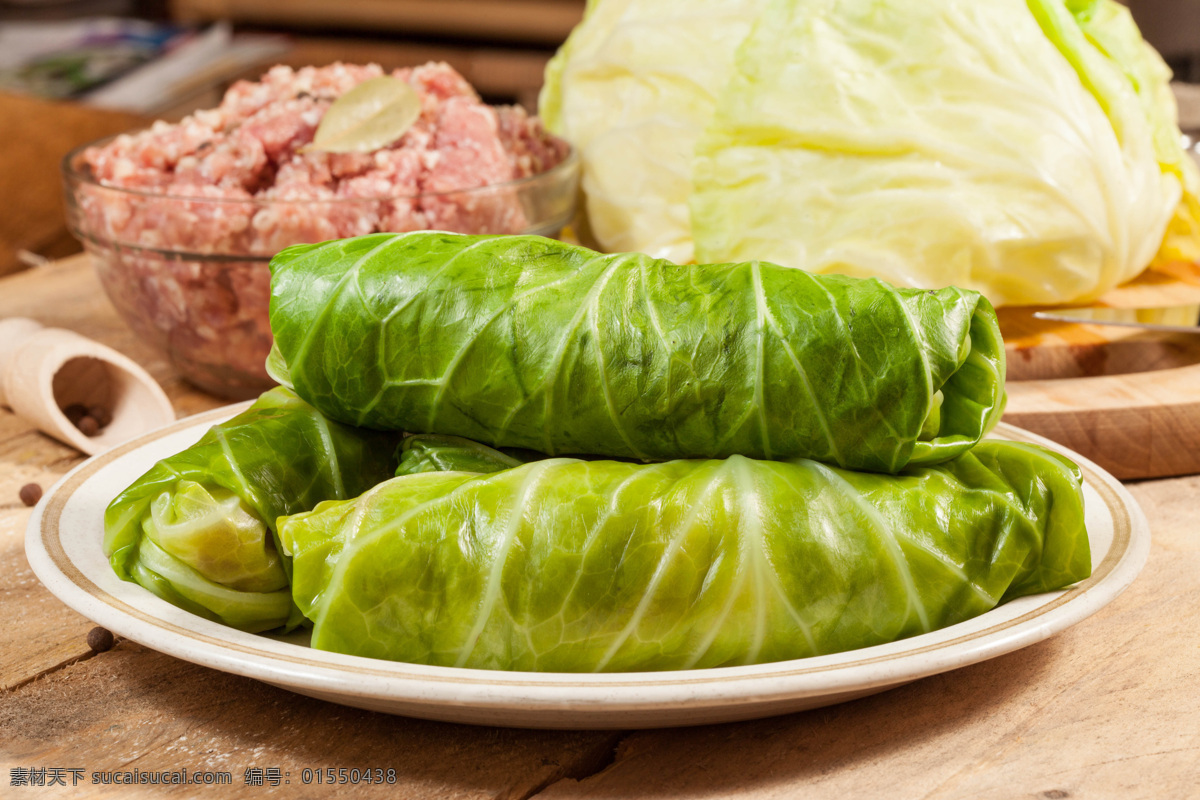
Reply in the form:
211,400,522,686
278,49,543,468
1000,261,1200,479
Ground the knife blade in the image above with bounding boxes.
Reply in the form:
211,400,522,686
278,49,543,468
1032,303,1200,334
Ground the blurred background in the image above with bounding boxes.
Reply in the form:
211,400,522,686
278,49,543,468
0,0,1195,278
0,0,585,277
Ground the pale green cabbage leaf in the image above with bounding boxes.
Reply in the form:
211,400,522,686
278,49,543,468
1059,0,1200,267
279,439,1091,672
540,0,767,261
692,0,1178,306
104,387,400,632
542,0,1196,306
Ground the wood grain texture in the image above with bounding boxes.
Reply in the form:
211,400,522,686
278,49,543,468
1,643,620,799
0,458,96,693
0,256,222,692
1001,261,1200,479
531,476,1200,800
1004,364,1200,480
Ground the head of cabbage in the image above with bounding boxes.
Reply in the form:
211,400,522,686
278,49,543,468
541,0,1200,306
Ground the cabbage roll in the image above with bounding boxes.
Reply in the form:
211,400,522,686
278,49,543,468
267,232,1006,473
104,387,399,632
278,440,1089,672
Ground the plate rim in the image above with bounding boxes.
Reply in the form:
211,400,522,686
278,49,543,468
24,405,1150,722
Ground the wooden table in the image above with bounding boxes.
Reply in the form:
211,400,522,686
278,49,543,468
1,256,1198,799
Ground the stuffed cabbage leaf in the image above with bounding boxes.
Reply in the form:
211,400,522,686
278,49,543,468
103,387,399,632
278,440,1090,672
268,232,1006,473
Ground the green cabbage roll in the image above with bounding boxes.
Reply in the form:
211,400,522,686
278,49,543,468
267,232,1006,473
278,440,1089,672
104,387,399,633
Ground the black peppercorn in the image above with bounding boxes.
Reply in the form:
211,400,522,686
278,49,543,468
19,483,42,506
87,627,115,653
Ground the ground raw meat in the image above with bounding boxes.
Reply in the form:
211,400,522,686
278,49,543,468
421,96,525,233
71,62,570,396
497,105,572,178
79,61,566,247
173,131,269,192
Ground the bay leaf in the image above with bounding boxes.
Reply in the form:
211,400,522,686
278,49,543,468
308,76,421,153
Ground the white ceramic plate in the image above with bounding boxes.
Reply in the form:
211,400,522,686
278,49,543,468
26,406,1149,729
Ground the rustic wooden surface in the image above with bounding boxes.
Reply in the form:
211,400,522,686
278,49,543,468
1001,262,1200,479
1,256,1198,798
999,261,1200,381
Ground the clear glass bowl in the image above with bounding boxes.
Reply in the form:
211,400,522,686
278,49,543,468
63,138,579,399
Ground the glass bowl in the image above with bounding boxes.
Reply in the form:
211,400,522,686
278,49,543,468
62,138,579,399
